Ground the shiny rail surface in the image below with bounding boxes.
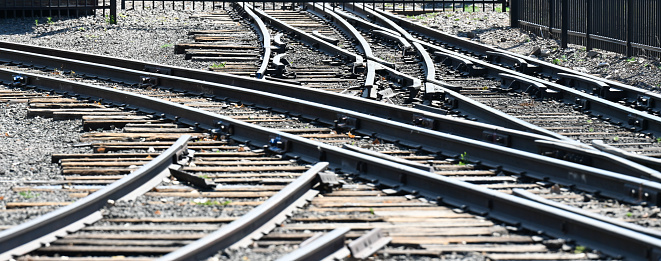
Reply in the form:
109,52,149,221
1,61,661,260
0,135,191,260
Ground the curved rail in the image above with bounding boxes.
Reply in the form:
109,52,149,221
0,135,191,260
161,162,329,260
303,3,379,98
346,3,570,141
247,5,364,73
371,8,661,138
2,47,661,198
3,67,661,260
0,42,565,142
513,189,661,239
372,7,661,117
232,2,271,79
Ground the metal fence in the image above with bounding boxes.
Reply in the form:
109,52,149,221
511,0,661,57
0,0,116,20
118,0,508,12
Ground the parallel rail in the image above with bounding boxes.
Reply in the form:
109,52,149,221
0,135,191,260
2,50,661,205
1,68,661,260
161,162,328,260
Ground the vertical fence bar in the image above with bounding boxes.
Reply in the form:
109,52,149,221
658,0,661,53
110,0,117,24
548,0,553,37
626,0,633,56
561,0,568,48
586,0,592,50
510,0,518,27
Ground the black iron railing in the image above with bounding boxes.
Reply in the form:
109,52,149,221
511,0,661,57
0,0,116,23
119,0,508,12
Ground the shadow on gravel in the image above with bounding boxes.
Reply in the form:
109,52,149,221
0,16,92,36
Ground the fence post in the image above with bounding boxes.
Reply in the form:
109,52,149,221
626,0,633,56
561,0,568,48
110,0,117,24
548,0,554,38
586,0,591,51
509,0,518,27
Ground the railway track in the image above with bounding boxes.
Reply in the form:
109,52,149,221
179,8,263,76
0,47,659,261
2,2,661,260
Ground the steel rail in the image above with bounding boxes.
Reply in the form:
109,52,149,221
232,2,271,79
0,42,564,141
2,47,660,187
302,2,379,98
0,47,567,158
372,7,661,117
247,5,365,73
4,68,661,260
274,227,351,261
341,4,570,141
3,67,661,206
370,8,661,138
592,140,661,171
513,189,661,239
161,162,328,260
0,135,191,260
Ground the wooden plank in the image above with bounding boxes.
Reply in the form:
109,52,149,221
36,245,178,254
421,244,548,253
16,256,153,261
63,168,133,175
206,173,302,178
64,176,124,180
321,190,384,197
122,127,196,133
281,220,495,230
290,215,383,222
61,161,150,167
211,178,295,183
83,224,219,231
182,165,307,172
311,202,434,208
6,202,71,208
486,253,595,260
306,206,450,213
64,233,207,240
105,217,236,223
376,210,472,218
387,226,507,237
391,235,534,245
191,160,294,166
12,187,99,192
144,191,276,198
30,103,105,108
80,133,204,141
434,170,495,176
311,196,409,203
275,128,333,133
52,238,195,246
